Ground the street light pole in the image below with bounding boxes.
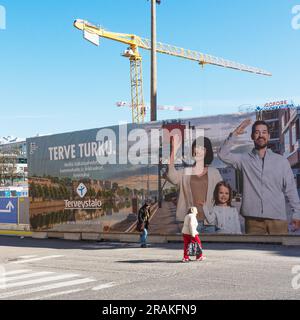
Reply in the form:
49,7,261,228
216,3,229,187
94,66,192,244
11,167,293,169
151,0,158,122
149,0,161,207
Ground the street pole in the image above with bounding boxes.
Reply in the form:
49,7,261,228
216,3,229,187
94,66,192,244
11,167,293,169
149,0,161,207
151,0,157,122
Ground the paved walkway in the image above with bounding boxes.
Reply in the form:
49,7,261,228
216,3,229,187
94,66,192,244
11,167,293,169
150,201,182,234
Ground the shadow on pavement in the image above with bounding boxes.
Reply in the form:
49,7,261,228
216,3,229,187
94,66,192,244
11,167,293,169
116,259,183,264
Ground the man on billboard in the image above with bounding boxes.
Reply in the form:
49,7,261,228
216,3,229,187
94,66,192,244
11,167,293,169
218,119,300,235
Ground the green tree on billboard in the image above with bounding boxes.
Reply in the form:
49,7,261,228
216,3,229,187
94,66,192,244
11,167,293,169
42,185,49,200
96,190,102,198
36,184,43,199
53,187,58,199
30,182,37,199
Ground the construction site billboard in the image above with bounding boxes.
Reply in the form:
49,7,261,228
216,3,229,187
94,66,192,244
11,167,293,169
27,110,300,235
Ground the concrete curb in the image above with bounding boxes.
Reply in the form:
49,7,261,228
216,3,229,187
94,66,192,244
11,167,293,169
47,232,64,239
32,232,48,239
282,237,300,246
0,224,30,231
1,231,297,246
81,233,101,241
2,227,300,246
64,233,82,241
0,230,32,237
0,224,32,237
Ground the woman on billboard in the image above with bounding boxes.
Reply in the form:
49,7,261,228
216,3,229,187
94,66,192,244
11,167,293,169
167,134,222,233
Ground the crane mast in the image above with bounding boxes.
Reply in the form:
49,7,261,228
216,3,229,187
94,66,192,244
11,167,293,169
74,19,272,123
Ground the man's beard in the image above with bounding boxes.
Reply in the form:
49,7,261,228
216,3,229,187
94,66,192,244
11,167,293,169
254,139,268,150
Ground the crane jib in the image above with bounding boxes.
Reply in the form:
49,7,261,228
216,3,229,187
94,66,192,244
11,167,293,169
74,19,272,123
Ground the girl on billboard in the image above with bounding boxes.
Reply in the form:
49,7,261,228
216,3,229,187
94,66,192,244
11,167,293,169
204,181,242,234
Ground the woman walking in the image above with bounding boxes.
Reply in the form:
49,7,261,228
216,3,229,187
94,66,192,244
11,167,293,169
182,207,206,262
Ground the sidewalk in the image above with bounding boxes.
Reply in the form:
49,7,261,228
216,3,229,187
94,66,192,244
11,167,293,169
2,222,300,247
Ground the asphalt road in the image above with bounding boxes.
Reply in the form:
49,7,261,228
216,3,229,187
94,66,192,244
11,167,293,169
0,236,300,300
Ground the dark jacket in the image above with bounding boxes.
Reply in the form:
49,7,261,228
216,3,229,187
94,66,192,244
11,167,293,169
138,205,151,230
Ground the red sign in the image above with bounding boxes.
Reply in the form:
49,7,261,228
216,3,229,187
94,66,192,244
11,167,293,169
264,100,288,108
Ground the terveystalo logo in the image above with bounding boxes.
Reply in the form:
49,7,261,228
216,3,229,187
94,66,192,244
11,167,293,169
64,183,102,210
64,199,102,210
76,183,87,198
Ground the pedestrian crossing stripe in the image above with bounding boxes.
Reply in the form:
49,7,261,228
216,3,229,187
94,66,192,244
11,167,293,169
27,288,85,300
0,268,117,299
0,273,80,289
0,277,96,299
0,271,54,284
11,255,64,264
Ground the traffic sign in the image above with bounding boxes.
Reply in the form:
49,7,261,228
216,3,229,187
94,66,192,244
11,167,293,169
0,198,18,224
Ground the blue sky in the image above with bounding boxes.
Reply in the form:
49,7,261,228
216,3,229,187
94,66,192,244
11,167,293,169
0,0,300,138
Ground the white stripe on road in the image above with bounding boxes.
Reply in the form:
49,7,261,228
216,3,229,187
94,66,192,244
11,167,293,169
0,272,54,284
27,282,117,299
0,273,79,289
18,255,38,259
0,278,96,299
2,270,31,276
92,282,116,291
11,255,64,264
27,288,85,300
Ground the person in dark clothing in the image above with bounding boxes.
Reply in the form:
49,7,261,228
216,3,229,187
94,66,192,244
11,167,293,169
137,201,151,248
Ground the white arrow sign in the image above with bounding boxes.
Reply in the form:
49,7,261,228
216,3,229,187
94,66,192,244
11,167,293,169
0,201,15,213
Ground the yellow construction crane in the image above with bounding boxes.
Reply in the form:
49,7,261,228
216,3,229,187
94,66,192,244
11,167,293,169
74,19,272,124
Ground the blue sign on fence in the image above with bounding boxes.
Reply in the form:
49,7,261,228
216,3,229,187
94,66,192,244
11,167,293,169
0,198,18,224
